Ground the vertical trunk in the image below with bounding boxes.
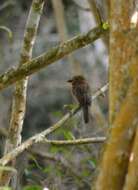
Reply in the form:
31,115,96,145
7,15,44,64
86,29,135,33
0,0,45,186
95,1,138,190
123,127,138,190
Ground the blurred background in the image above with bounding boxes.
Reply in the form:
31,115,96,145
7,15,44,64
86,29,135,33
0,0,108,189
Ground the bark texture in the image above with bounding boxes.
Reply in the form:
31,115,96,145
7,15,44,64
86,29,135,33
95,0,138,190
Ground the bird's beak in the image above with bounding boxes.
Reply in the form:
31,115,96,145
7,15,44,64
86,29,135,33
67,79,72,83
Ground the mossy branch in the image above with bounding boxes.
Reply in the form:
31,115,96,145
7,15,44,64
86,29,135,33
0,25,108,91
1,0,45,186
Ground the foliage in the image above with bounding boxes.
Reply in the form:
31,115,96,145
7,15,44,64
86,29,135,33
23,186,42,190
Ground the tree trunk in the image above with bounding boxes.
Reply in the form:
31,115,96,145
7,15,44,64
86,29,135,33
95,1,138,190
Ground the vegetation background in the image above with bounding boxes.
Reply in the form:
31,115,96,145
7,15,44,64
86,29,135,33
0,0,109,189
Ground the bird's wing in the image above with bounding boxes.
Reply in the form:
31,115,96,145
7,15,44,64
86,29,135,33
73,83,91,105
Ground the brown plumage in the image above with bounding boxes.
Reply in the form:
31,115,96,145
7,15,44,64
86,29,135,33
67,75,91,123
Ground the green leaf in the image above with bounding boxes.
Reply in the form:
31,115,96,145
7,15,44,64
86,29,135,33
88,159,97,168
63,104,78,111
81,169,90,177
49,144,67,154
55,167,63,177
43,165,53,174
63,131,75,140
23,185,42,190
49,145,59,154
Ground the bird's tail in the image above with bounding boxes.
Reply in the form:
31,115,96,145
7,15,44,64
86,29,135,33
82,105,89,123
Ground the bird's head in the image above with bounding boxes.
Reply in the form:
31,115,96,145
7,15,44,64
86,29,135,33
67,75,85,84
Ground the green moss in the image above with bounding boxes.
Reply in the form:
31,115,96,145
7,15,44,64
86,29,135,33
27,27,36,38
102,22,109,30
20,54,29,64
23,27,36,53
33,0,44,13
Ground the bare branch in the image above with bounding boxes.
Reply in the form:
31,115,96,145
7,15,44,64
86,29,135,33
1,0,45,186
43,137,106,145
0,25,108,91
88,0,109,48
0,83,108,166
4,0,45,151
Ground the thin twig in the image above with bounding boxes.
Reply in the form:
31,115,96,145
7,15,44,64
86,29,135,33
0,83,108,166
88,0,103,24
43,137,106,145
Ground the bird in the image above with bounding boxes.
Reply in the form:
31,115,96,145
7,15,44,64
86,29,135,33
67,75,91,123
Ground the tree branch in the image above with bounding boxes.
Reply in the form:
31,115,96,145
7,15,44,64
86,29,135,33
88,0,103,24
1,0,45,186
0,83,108,166
0,25,108,91
88,0,109,48
4,0,45,152
43,137,106,145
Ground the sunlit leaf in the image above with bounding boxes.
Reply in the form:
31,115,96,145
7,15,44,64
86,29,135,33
63,104,78,111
